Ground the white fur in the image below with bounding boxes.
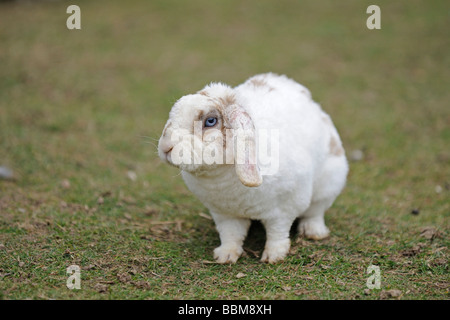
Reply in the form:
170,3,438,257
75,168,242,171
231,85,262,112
158,73,348,263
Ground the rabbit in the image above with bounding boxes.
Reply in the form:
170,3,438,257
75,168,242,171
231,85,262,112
158,73,348,263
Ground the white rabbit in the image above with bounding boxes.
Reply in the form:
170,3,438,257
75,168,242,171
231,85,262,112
158,73,348,263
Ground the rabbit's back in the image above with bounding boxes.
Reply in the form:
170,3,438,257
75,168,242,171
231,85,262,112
235,73,332,182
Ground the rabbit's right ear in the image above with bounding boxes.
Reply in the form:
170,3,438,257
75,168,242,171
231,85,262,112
224,104,263,187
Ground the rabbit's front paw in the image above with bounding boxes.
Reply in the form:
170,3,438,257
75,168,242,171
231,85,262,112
298,218,330,240
213,244,243,264
261,239,290,263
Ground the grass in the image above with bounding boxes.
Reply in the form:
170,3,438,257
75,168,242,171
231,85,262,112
0,0,448,300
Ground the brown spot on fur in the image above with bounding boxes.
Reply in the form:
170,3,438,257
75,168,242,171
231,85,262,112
249,78,275,92
220,112,229,155
250,78,268,87
212,93,236,112
329,136,344,156
219,94,236,107
197,110,204,122
322,115,344,156
198,90,209,97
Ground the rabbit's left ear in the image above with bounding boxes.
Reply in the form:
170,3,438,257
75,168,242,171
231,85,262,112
225,104,263,187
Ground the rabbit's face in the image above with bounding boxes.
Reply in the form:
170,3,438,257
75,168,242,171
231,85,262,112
158,93,229,174
158,84,263,187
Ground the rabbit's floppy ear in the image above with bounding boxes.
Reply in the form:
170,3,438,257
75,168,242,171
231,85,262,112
224,104,263,187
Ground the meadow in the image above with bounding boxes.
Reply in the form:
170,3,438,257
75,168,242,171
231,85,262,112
0,0,448,299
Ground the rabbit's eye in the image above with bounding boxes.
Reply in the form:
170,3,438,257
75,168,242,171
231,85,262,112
204,117,217,127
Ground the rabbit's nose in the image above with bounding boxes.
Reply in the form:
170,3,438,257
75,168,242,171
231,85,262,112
163,145,173,155
159,139,174,158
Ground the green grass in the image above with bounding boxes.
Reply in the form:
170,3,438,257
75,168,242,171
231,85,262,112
0,0,448,300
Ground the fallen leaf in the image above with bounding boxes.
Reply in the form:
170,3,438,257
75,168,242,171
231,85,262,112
101,191,112,197
117,272,132,283
144,207,160,216
401,245,421,257
380,289,402,299
129,268,138,275
201,260,216,264
133,280,150,289
94,283,108,293
124,213,132,220
431,258,447,267
121,196,136,204
244,248,260,258
236,272,246,279
420,227,438,240
83,264,96,270
61,179,71,189
294,289,313,296
198,212,212,220
127,171,137,181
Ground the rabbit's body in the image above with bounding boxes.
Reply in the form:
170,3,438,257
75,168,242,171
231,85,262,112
158,73,348,263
